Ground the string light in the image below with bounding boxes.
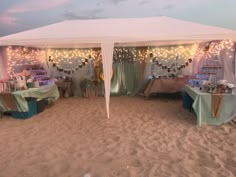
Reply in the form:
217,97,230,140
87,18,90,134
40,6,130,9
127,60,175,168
147,44,198,72
6,40,235,76
113,47,137,63
48,48,101,74
7,46,45,76
194,40,235,60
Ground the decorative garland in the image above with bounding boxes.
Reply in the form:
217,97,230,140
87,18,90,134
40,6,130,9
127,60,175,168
48,56,91,75
150,52,193,73
7,40,234,77
49,46,195,74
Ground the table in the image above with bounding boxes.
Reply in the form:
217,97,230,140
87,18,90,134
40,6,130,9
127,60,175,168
0,84,59,112
55,80,72,98
183,85,236,126
144,77,189,96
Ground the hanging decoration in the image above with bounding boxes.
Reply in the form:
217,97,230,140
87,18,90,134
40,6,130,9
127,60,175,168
6,40,234,77
47,48,101,75
147,44,198,73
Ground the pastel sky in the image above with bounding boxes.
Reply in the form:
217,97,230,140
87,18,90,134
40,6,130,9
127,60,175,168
0,0,236,37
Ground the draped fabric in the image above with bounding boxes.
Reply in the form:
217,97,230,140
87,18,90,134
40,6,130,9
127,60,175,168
191,43,206,76
136,61,147,93
86,60,95,80
218,43,236,84
110,60,156,96
41,50,51,77
50,60,147,97
191,42,236,85
111,62,138,96
0,47,8,81
182,62,193,76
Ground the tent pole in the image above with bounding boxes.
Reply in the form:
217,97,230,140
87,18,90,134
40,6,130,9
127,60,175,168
101,42,114,118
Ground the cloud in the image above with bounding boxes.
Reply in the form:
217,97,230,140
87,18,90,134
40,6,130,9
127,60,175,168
96,1,105,7
63,8,104,20
108,0,127,5
7,0,72,13
139,0,151,5
162,4,175,10
0,14,17,25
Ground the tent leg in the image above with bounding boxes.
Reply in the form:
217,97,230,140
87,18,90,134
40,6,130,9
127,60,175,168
101,42,114,119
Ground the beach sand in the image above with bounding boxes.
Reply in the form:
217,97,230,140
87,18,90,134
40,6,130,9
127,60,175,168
0,96,235,177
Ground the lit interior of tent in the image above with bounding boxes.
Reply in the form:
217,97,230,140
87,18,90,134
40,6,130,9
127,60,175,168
0,17,236,126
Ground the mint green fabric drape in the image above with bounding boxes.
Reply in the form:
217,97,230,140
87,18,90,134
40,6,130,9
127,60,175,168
50,60,149,97
111,62,136,96
110,61,147,96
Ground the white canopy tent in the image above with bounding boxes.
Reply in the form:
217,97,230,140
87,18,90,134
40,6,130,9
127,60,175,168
1,16,236,118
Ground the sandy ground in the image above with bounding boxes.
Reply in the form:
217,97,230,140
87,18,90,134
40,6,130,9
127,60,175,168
0,96,235,177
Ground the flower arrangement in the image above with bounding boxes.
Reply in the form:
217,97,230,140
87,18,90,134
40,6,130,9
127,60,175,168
201,82,216,93
200,80,235,94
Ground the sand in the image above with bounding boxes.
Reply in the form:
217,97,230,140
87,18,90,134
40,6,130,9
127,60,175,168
0,96,235,177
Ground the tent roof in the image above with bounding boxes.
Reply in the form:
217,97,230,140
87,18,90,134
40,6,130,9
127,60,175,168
0,16,236,48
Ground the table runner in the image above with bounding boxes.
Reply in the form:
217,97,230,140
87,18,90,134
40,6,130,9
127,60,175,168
211,94,224,117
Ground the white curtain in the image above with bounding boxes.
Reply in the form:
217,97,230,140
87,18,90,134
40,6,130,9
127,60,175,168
191,43,205,76
182,62,193,76
0,47,8,81
191,42,236,84
101,42,114,118
41,50,51,76
218,43,236,84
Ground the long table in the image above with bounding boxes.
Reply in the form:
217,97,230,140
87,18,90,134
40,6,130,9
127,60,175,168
144,77,189,96
0,84,59,112
183,85,236,126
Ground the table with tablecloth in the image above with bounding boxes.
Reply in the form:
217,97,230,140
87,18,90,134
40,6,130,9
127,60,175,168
183,85,236,126
0,84,59,112
144,77,189,96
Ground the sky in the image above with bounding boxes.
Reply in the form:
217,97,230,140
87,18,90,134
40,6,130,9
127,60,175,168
0,0,236,37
